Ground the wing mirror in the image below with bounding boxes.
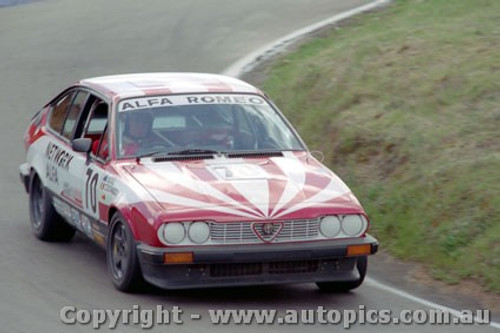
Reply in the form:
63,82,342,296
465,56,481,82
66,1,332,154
72,138,93,153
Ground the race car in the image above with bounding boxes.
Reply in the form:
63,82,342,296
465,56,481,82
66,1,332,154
20,73,378,292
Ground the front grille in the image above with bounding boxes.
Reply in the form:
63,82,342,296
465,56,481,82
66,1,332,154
210,222,254,243
269,260,319,274
210,263,263,277
208,260,319,277
209,218,320,244
277,219,320,241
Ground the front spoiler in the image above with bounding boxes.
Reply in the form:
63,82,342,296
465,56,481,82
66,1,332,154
137,235,378,289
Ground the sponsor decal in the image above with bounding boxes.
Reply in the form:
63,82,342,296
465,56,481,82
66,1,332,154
102,175,115,185
70,207,81,229
61,182,83,207
46,163,58,184
81,215,92,237
118,94,265,112
53,197,94,237
45,142,74,170
100,176,119,197
53,197,71,220
45,142,74,185
210,164,268,180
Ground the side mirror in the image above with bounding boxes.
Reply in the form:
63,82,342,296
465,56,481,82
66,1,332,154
72,138,93,153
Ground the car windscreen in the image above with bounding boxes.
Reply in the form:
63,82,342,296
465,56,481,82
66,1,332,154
115,94,305,158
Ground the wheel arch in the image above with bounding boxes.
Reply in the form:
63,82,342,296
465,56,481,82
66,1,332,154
107,205,140,240
29,166,41,181
28,166,46,194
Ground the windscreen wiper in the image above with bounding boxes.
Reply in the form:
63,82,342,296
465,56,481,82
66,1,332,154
167,149,221,156
136,149,222,163
135,149,170,162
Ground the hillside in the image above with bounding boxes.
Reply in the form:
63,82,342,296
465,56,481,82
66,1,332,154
256,0,500,291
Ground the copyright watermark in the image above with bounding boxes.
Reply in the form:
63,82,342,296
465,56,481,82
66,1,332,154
60,305,182,329
60,305,492,329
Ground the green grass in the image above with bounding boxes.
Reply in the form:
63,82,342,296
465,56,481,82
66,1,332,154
259,0,500,291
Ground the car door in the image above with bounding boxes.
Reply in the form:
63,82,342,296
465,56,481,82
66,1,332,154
73,99,112,245
42,88,86,206
42,89,112,244
45,89,92,232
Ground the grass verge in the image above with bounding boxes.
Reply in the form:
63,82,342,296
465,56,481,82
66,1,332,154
257,0,500,291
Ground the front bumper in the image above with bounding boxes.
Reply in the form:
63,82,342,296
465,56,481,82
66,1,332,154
137,235,378,289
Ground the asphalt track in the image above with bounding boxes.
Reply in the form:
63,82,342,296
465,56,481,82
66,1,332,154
0,1,498,332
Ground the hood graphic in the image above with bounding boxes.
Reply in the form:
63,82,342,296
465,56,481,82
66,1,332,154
124,152,361,220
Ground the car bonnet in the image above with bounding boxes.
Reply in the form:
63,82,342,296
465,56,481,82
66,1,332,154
122,152,363,220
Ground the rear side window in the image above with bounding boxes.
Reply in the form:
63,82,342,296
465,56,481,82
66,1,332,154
62,91,88,139
49,92,76,133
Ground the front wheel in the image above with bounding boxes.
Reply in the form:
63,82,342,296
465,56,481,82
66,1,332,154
106,213,144,292
29,172,75,242
316,256,368,293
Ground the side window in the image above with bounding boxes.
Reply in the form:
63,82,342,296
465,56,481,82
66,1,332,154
86,102,108,135
84,100,108,138
49,92,76,133
62,91,89,139
83,101,109,160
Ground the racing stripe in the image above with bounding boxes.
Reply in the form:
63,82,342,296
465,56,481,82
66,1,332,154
272,176,350,218
139,163,264,218
187,166,266,217
269,154,306,217
148,190,263,219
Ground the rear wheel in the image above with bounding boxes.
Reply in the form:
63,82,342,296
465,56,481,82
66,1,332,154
316,256,368,293
29,172,75,242
107,213,144,292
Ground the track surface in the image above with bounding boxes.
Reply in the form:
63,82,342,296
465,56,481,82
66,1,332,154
1,1,497,332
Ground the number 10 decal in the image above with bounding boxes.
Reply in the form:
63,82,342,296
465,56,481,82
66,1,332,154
85,168,99,213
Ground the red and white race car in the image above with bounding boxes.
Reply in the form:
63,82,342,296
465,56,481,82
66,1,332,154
20,73,377,292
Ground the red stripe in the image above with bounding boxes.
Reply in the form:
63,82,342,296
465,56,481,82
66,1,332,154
142,88,173,95
98,202,110,222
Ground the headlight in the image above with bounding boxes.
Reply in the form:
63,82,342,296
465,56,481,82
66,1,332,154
163,223,186,244
341,215,366,237
319,216,341,238
188,222,210,244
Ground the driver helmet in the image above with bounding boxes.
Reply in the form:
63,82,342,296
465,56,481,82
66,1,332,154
124,111,154,140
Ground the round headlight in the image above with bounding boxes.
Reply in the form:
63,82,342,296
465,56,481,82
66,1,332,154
188,222,210,244
341,215,365,237
163,223,186,244
319,216,341,238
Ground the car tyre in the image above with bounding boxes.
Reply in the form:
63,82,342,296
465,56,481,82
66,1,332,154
107,212,144,292
316,256,368,293
29,172,76,242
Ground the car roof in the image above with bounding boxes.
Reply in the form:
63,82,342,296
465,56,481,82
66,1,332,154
79,73,263,100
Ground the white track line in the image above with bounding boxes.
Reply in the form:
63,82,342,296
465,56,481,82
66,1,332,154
223,0,392,77
366,277,500,329
223,0,500,329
